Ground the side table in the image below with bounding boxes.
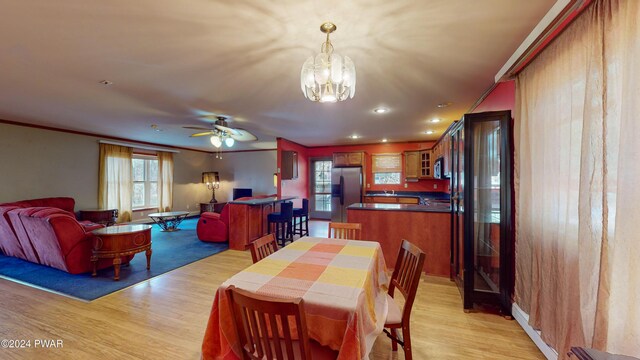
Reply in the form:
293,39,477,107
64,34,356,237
91,224,152,281
200,202,227,214
80,209,118,226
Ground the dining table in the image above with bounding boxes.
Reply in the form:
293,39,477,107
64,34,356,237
201,236,389,360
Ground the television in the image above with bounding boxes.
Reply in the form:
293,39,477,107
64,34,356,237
232,188,253,200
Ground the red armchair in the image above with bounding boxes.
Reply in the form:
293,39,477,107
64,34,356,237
197,204,230,243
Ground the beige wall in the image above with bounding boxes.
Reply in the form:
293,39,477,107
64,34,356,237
211,151,278,203
0,123,276,220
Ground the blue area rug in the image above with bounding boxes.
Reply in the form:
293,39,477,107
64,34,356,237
0,218,227,301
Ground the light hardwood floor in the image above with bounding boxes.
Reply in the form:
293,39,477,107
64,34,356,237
0,222,543,359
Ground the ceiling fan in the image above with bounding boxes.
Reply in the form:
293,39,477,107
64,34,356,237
183,116,257,148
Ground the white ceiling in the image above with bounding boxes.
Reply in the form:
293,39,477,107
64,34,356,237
0,0,555,151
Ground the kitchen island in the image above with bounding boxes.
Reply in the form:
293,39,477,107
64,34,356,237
347,202,451,277
228,196,296,250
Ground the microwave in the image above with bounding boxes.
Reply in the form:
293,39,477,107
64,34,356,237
434,157,445,179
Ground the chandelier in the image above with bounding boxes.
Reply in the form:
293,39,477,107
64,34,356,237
300,22,356,102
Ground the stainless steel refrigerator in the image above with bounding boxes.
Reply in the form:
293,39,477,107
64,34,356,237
331,167,363,222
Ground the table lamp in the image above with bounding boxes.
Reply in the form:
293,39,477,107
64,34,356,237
202,172,220,203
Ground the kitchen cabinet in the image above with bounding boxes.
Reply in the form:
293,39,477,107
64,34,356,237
333,151,364,167
281,151,298,179
404,151,420,180
364,196,420,205
419,150,432,178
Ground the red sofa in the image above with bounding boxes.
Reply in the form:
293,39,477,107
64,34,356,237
0,197,120,274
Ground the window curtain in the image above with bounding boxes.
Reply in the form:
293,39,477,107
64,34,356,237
157,151,173,212
98,144,133,223
514,0,640,358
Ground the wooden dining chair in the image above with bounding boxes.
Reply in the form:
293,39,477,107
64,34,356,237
250,234,279,263
383,239,426,360
328,222,362,240
226,286,337,360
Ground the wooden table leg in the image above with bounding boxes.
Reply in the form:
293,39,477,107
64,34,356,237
91,256,98,277
113,257,122,281
146,248,152,270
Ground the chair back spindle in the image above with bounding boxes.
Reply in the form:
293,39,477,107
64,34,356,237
328,222,362,240
250,234,279,263
226,286,312,360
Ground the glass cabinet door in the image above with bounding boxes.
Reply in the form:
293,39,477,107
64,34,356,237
471,120,501,293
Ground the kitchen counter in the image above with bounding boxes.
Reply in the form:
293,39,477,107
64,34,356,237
348,202,450,213
347,203,451,277
230,196,296,205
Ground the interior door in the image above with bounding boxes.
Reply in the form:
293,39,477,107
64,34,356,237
310,159,332,219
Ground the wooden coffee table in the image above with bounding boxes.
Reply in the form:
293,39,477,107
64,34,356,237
147,211,189,232
91,224,152,281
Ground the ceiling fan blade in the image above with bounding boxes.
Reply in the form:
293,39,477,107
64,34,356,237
230,129,258,141
190,131,214,137
214,124,236,134
183,126,214,131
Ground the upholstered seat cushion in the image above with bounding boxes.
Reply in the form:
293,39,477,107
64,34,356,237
385,293,403,326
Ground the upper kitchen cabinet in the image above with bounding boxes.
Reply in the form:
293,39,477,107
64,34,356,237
419,150,432,178
281,151,298,179
404,151,420,180
333,151,364,167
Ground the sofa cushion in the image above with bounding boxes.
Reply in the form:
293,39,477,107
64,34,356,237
3,197,76,215
0,205,26,259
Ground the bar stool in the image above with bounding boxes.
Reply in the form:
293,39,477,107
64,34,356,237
293,199,309,237
267,202,294,247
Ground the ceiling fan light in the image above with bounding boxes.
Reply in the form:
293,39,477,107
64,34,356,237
210,135,222,148
225,137,235,147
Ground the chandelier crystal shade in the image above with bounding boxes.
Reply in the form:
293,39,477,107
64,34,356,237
301,22,356,103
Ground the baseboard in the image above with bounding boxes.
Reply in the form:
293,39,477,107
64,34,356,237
128,211,200,224
512,303,559,360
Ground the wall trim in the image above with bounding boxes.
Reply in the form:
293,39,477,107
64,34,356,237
513,303,559,360
0,119,275,154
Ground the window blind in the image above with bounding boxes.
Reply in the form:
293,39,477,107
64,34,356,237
372,153,402,173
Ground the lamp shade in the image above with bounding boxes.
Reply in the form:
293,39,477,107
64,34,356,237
202,172,220,187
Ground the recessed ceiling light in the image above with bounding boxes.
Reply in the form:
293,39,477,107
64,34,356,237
437,102,451,108
431,118,441,123
373,107,389,114
381,138,388,143
99,80,113,86
349,135,360,139
424,130,434,135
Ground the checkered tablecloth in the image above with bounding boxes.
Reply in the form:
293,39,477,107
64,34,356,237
201,237,389,360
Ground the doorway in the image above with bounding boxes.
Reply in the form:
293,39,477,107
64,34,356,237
309,158,332,219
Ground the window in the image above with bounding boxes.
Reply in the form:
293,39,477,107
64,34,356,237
132,155,158,209
313,160,332,212
372,154,402,185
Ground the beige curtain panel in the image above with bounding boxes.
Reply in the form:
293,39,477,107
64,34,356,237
157,151,174,212
98,143,133,223
515,0,640,358
372,154,402,173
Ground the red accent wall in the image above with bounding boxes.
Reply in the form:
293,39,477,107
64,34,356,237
277,139,451,203
472,80,515,114
277,138,309,208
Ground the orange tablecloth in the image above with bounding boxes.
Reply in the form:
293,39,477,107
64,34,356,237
201,237,389,360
